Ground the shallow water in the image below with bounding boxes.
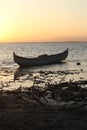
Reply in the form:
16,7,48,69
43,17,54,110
0,42,87,90
0,68,87,91
0,42,87,71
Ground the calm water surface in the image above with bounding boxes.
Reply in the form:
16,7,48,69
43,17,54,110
0,42,87,71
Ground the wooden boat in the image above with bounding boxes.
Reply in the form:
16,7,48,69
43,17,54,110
13,48,68,67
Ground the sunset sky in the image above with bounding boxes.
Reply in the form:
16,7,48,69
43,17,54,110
0,0,87,42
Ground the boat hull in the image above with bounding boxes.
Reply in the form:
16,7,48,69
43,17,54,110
13,49,68,67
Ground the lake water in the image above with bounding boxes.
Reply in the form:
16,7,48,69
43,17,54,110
0,42,87,91
0,42,87,71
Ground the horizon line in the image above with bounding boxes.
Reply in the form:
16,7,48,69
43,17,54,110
0,41,87,43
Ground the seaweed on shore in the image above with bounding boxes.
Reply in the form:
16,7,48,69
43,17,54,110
0,78,87,110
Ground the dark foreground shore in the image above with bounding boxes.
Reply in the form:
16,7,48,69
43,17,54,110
0,70,87,130
1,99,87,130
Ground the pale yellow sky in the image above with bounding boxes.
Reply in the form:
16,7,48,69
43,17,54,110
0,0,87,42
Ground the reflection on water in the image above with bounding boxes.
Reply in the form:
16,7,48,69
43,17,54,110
0,67,87,91
0,42,87,71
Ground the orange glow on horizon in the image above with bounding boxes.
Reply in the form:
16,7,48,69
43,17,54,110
0,0,87,43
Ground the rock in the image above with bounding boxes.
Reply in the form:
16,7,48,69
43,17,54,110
76,62,81,65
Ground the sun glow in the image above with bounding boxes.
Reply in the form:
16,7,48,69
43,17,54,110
0,15,6,40
0,0,87,42
0,14,11,42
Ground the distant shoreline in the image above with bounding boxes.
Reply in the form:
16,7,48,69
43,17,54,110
0,41,87,44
